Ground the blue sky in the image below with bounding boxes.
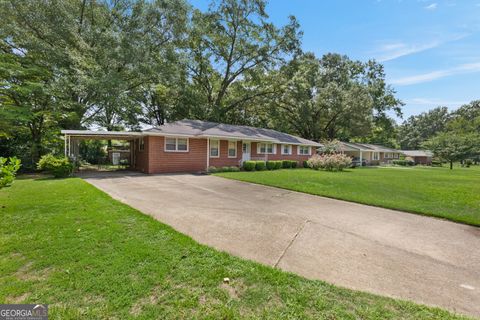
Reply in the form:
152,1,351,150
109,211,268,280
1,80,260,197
191,0,480,121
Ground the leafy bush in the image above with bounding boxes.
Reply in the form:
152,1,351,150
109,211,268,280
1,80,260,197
209,166,240,173
303,160,308,168
282,160,292,168
208,166,218,173
255,161,266,171
37,154,74,178
0,157,21,189
243,161,256,171
393,160,414,166
307,154,352,171
431,160,443,167
274,161,283,170
290,160,297,168
266,161,276,170
465,159,473,167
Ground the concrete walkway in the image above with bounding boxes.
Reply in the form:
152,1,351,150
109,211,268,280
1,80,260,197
81,171,480,317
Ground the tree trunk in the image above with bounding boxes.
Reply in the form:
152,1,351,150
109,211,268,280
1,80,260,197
450,160,453,170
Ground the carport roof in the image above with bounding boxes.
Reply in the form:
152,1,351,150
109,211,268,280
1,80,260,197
61,130,143,140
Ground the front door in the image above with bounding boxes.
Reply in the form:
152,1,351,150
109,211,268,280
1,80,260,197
242,142,251,163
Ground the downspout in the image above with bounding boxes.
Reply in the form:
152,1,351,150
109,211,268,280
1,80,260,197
206,138,210,171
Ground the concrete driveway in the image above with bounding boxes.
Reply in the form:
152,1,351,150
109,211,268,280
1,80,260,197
82,171,480,317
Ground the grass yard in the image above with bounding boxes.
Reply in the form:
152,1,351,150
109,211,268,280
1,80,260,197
216,165,480,226
0,177,470,319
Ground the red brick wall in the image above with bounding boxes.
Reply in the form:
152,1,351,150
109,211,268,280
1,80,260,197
209,140,242,167
133,137,316,173
251,143,312,164
134,136,207,174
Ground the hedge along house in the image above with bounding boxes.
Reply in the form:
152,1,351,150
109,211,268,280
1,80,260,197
62,120,322,174
338,142,403,165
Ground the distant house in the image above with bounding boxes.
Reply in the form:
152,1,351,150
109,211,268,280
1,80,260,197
401,150,433,165
337,142,403,165
62,120,322,174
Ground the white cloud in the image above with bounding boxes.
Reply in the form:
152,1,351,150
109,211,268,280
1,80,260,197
424,3,438,10
376,41,441,62
405,98,467,106
373,33,469,62
391,62,480,85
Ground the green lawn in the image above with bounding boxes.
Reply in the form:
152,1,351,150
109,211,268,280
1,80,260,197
216,165,480,226
0,177,469,319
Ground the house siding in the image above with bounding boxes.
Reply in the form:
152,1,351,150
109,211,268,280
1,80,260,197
138,136,208,174
133,138,316,174
250,143,312,164
209,140,242,168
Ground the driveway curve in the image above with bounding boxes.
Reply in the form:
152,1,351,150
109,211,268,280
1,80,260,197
82,171,480,317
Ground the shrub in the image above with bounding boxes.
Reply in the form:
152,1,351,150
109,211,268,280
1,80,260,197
221,166,231,172
303,160,308,168
266,161,276,170
0,157,21,189
307,154,352,171
37,154,74,178
274,161,283,170
465,159,473,167
243,161,256,171
229,166,240,172
282,160,292,169
255,161,266,171
431,160,442,167
208,166,218,173
290,160,297,168
393,159,414,166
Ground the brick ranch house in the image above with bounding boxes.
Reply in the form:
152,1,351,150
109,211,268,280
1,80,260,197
62,120,322,174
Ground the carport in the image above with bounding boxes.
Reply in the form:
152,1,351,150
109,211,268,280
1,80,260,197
61,130,144,168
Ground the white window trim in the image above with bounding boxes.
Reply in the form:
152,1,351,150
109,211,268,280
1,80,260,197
209,139,220,158
227,140,237,158
297,145,311,156
257,142,276,155
373,152,379,160
281,144,292,155
164,137,189,152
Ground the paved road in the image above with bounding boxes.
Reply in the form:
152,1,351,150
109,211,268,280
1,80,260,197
82,171,480,317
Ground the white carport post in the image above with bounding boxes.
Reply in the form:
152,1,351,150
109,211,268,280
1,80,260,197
64,134,67,157
359,150,363,165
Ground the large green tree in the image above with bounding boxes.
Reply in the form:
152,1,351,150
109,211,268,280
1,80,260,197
398,107,450,150
422,132,479,169
267,53,402,141
187,0,301,123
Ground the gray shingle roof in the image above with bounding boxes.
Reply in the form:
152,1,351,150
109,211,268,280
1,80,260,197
145,120,322,146
402,150,433,157
339,142,400,152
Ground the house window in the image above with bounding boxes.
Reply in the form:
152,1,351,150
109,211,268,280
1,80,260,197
298,146,310,155
164,137,189,152
281,144,292,155
394,153,399,159
228,141,237,158
139,138,145,151
257,143,275,154
373,152,379,160
210,139,219,157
